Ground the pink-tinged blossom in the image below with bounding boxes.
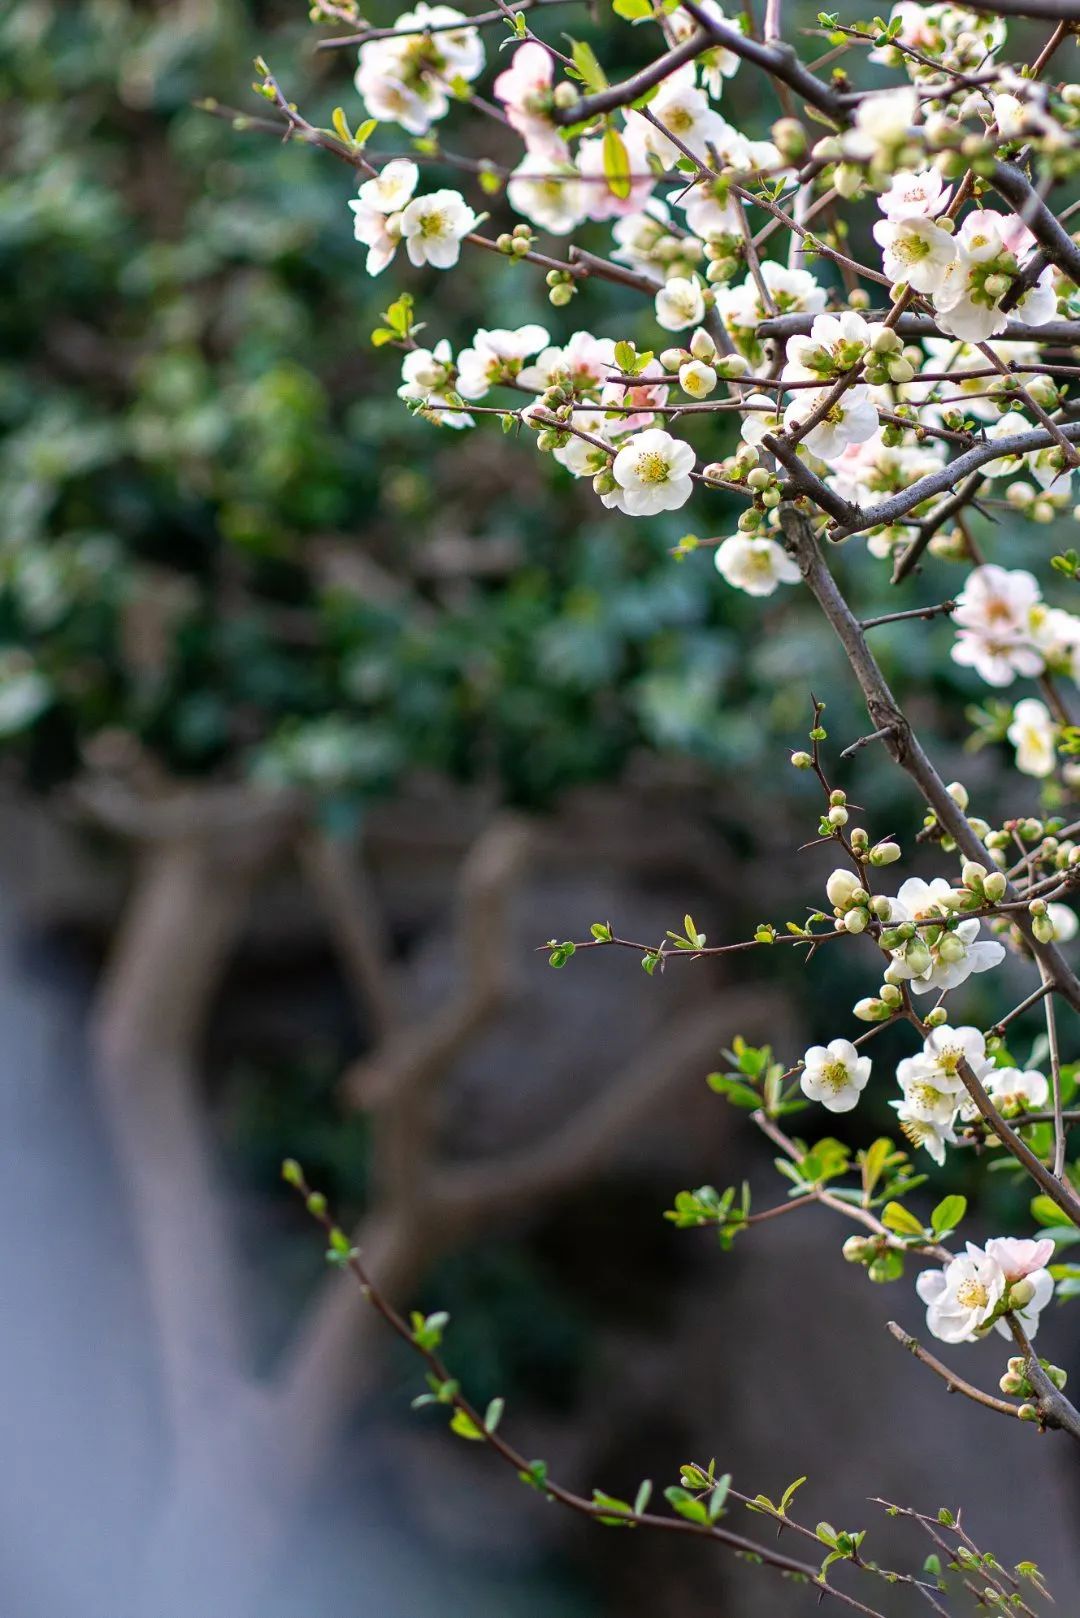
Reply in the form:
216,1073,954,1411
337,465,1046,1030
601,361,670,432
950,563,1045,687
519,331,616,394
493,42,567,161
877,167,952,219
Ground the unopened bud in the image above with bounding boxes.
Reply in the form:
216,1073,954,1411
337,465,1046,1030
660,347,691,372
870,840,901,867
854,996,890,1021
925,1006,948,1028
828,804,849,826
880,982,903,1006
842,1234,872,1263
1010,1277,1036,1309
791,750,813,769
844,907,870,934
834,162,863,199
947,781,969,810
689,327,717,362
983,871,1007,902
552,80,579,110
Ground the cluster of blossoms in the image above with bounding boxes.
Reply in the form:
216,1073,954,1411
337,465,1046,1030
326,0,1080,1406
916,1237,1054,1343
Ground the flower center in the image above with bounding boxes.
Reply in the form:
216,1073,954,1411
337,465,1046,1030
956,1279,989,1311
635,451,671,485
822,1060,849,1091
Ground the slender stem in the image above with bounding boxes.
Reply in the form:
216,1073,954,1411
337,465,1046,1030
886,1321,1025,1421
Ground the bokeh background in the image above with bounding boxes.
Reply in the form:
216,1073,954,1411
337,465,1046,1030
2,2,1078,1614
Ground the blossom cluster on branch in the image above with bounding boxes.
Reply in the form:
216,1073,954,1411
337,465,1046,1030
236,0,1080,1604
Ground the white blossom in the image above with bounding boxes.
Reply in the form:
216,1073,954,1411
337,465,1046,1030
800,1038,871,1112
400,189,477,268
455,325,550,400
872,216,957,294
506,156,586,236
783,384,878,461
1007,697,1057,778
655,277,707,332
608,429,695,515
916,1249,1006,1343
714,535,800,596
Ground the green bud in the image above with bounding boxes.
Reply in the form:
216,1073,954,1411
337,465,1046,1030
983,871,1007,902
281,1158,304,1188
924,1006,948,1028
791,750,813,769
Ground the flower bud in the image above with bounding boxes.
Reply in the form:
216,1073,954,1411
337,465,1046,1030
869,840,901,866
961,860,987,890
679,359,717,398
772,117,808,161
828,804,849,826
715,354,751,379
871,895,893,921
592,469,617,495
747,467,771,491
887,357,915,384
925,1006,947,1028
1033,913,1055,943
791,750,813,769
937,932,966,963
1010,1277,1036,1309
827,869,860,908
880,982,902,1006
552,80,579,109
660,347,691,372
849,827,869,853
844,907,870,934
853,996,890,1021
833,162,863,199
947,781,969,810
689,327,717,363
1018,1403,1040,1422
842,1234,872,1263
905,938,932,977
549,283,574,306
983,871,1007,902
999,1371,1024,1395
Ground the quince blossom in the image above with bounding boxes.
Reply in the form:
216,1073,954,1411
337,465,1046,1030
714,535,800,596
1007,697,1057,778
800,1038,871,1113
608,429,695,515
400,189,477,268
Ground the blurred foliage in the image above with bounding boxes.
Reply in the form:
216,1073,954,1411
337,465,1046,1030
0,0,1031,831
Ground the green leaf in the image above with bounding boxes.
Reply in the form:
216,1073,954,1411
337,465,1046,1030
484,1396,505,1433
593,1490,635,1526
781,1476,808,1514
664,1486,710,1525
370,326,397,347
882,1200,926,1238
861,1138,891,1199
1032,1193,1074,1228
634,1479,653,1516
354,117,378,149
569,38,608,90
450,1408,485,1441
613,0,654,17
931,1194,966,1236
601,126,632,200
332,107,353,144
